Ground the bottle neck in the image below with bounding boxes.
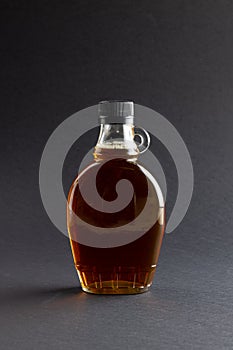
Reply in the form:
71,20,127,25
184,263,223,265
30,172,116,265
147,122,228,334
94,124,139,161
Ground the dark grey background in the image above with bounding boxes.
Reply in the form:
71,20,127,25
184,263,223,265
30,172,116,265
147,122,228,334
1,1,233,349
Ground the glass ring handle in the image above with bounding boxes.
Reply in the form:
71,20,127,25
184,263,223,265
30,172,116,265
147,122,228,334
134,126,150,154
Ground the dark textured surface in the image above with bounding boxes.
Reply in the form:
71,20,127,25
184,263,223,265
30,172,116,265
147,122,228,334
1,1,233,349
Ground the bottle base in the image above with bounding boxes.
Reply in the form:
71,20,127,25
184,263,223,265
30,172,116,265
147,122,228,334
76,266,155,295
81,281,151,295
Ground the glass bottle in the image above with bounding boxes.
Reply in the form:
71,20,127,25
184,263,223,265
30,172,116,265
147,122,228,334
67,101,165,294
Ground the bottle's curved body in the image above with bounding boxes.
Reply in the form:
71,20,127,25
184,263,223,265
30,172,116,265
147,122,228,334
67,101,165,294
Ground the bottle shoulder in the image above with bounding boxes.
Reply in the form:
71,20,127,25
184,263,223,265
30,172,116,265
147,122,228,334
136,162,164,207
68,158,164,207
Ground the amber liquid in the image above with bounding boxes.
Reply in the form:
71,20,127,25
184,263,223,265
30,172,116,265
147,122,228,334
67,154,165,294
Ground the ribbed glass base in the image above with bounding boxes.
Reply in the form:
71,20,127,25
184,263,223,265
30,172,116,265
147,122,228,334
76,266,156,295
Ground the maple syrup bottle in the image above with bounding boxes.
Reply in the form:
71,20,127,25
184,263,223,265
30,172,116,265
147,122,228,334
67,101,165,294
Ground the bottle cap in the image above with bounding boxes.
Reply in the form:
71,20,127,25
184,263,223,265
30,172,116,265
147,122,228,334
98,100,134,124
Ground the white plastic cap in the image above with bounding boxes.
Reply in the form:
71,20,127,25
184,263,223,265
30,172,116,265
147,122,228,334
98,100,134,124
